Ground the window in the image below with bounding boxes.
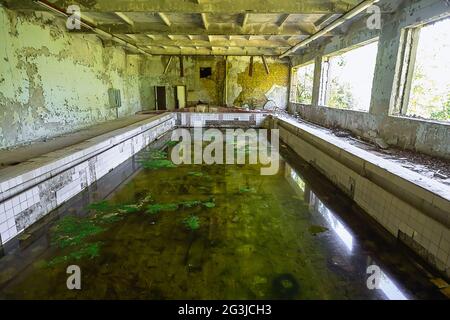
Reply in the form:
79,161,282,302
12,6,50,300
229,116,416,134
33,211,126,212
292,62,314,104
322,41,378,111
402,18,450,121
200,67,212,78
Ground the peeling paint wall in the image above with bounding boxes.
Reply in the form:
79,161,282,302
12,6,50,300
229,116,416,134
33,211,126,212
0,7,142,150
138,56,225,110
138,55,288,110
289,0,450,159
226,56,289,109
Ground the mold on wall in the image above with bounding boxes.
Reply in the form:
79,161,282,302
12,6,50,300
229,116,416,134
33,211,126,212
0,7,142,150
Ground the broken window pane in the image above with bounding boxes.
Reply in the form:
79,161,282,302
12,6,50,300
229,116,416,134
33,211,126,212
293,62,314,104
407,18,450,122
324,41,378,112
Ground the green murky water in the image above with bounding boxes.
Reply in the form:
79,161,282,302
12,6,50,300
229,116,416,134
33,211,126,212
0,130,445,299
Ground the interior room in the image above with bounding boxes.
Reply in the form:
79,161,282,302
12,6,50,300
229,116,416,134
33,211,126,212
0,0,449,301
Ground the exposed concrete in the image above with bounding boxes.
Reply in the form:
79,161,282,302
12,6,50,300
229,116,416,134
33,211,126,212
289,0,450,159
290,103,450,159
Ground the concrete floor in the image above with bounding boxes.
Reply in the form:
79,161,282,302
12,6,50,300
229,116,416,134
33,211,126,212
0,114,158,168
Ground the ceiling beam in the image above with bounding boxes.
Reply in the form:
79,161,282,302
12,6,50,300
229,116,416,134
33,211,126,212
201,13,209,29
277,14,290,27
241,13,249,28
5,0,355,14
72,24,316,36
157,12,172,27
137,46,285,56
313,13,341,30
134,39,291,48
114,12,134,26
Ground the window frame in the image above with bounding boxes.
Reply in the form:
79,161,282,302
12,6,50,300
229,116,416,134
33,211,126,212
319,38,379,112
392,16,450,121
291,60,315,105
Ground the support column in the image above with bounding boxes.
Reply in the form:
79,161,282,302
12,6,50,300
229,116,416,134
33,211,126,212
311,55,323,106
369,19,402,115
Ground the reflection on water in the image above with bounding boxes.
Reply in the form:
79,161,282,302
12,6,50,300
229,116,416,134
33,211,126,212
309,194,354,252
0,133,444,300
285,164,408,300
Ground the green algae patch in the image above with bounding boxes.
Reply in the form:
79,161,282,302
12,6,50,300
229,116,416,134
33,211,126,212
239,187,256,193
166,140,179,147
47,242,103,267
138,149,177,170
188,171,204,177
146,203,179,215
51,216,104,248
98,212,123,224
308,225,329,235
203,201,216,208
88,200,114,212
146,198,216,215
183,215,200,231
117,204,140,213
140,159,177,170
180,200,202,208
89,201,143,215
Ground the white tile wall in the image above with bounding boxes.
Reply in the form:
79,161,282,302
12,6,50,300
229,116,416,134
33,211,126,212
177,112,268,128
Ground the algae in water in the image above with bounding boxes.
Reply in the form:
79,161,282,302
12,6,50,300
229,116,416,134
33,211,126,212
47,242,103,267
51,216,104,248
239,186,256,193
183,215,201,231
138,149,177,170
146,203,179,214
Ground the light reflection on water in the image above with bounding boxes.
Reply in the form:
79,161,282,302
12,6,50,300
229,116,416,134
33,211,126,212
285,163,408,300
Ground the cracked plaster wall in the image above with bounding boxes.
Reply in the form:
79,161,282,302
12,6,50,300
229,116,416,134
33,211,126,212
0,7,141,150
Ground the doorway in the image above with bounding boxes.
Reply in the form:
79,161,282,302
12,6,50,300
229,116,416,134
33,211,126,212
155,86,167,110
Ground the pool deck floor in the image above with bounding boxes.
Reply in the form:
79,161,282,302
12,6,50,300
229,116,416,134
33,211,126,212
0,114,158,169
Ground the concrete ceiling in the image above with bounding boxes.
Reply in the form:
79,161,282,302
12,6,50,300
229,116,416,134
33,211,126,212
1,0,365,56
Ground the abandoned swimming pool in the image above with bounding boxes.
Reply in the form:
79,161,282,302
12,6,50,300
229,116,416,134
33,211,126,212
0,130,445,299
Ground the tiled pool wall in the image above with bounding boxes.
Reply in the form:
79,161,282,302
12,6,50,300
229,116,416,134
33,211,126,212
268,116,450,279
176,112,269,128
0,114,176,246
